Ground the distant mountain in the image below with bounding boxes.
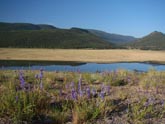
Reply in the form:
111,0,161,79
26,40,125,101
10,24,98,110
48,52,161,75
38,24,57,30
0,22,57,31
0,22,112,49
0,22,164,50
88,29,137,44
125,31,165,50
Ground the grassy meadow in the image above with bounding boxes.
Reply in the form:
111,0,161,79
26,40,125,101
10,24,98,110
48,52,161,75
0,69,165,124
0,48,165,63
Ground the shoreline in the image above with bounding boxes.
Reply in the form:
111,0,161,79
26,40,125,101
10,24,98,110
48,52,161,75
0,59,165,65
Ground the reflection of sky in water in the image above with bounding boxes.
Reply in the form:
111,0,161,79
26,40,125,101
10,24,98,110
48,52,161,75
1,63,165,72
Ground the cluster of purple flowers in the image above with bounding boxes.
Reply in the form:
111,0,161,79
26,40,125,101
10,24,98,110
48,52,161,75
35,68,44,89
86,87,90,98
161,100,164,107
18,70,111,102
19,71,25,89
35,68,44,80
144,97,155,107
15,70,45,102
91,88,96,96
99,90,105,100
68,76,110,101
69,82,77,100
71,88,77,100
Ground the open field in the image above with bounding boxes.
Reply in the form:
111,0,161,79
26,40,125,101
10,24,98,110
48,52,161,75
0,48,165,63
0,69,165,124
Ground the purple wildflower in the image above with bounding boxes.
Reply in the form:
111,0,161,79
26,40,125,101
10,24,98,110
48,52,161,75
144,101,149,107
39,69,44,80
161,100,164,107
91,88,96,96
147,97,154,105
86,87,90,98
99,90,105,100
79,90,83,97
144,97,155,107
100,84,105,100
71,88,77,100
19,71,25,88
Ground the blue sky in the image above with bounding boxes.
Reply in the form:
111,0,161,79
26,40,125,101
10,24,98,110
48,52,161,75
0,0,165,37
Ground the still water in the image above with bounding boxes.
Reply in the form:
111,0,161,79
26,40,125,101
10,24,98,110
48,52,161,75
0,60,165,72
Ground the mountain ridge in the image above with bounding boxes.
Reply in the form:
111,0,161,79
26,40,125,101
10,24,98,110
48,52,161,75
0,22,112,49
87,29,137,44
0,22,57,31
125,31,165,50
0,22,165,50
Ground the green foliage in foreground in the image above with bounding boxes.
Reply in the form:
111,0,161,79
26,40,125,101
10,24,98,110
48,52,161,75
0,69,165,124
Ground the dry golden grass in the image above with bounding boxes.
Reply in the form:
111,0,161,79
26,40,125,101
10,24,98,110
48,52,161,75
0,48,165,63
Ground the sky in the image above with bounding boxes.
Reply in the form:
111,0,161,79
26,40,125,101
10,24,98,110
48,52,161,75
0,0,165,37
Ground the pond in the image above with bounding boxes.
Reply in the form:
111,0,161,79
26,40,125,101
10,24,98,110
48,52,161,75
0,60,165,72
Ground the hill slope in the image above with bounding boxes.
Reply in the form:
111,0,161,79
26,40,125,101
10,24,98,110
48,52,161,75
0,22,112,49
126,31,165,50
0,22,57,31
88,29,137,44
